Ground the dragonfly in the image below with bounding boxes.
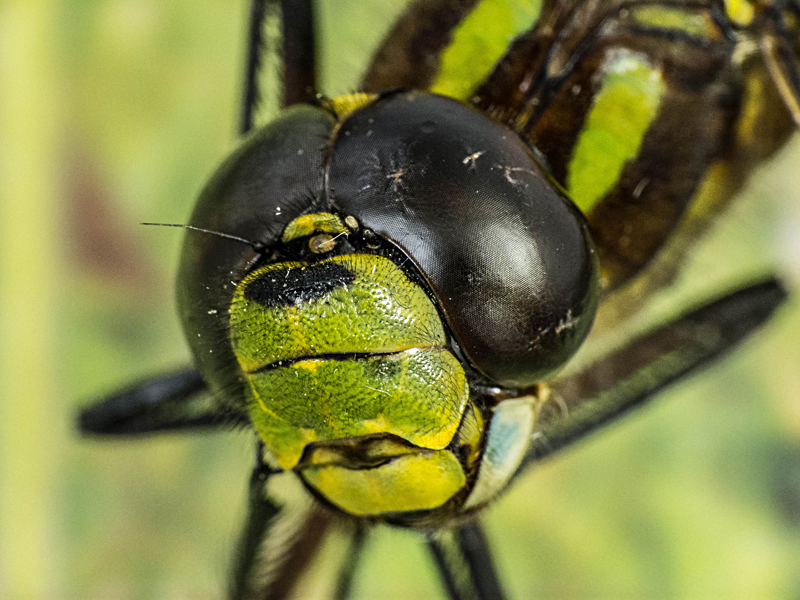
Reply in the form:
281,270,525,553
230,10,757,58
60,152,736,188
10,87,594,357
76,0,800,598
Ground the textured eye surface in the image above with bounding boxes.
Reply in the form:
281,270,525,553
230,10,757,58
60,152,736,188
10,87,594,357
177,104,334,389
329,92,599,387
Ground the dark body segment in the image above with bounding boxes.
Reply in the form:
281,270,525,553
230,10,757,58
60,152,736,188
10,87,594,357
489,3,739,288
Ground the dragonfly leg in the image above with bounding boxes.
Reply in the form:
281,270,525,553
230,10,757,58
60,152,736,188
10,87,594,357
77,367,246,435
240,0,268,134
280,0,317,106
427,519,506,600
333,524,368,600
231,442,332,600
240,0,317,132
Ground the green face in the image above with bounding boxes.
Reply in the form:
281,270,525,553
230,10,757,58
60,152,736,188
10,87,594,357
229,245,477,515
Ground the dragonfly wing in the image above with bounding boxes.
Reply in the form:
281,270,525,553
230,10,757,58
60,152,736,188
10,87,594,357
526,277,786,467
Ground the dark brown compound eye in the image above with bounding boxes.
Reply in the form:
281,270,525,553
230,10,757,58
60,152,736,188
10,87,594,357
328,92,599,388
177,104,337,391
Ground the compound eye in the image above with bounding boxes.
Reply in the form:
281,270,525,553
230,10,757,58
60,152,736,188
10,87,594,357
329,92,599,387
177,104,335,392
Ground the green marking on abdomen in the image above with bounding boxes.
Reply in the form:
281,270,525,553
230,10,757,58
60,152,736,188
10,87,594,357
629,5,716,39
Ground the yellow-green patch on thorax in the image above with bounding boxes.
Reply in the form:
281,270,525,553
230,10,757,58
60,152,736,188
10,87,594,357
430,0,543,100
724,0,755,26
628,5,719,39
566,51,664,213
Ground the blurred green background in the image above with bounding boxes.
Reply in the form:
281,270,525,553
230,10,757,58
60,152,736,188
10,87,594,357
2,1,800,598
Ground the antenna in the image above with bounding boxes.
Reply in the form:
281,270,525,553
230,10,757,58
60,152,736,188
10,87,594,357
141,223,266,252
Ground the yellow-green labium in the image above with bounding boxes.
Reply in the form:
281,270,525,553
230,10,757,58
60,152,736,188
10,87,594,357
245,349,469,469
430,0,543,100
566,51,664,214
229,252,470,471
301,449,466,516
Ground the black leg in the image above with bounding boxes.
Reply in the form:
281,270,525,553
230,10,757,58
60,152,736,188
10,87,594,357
241,0,269,135
230,455,283,600
333,524,368,600
527,278,786,466
280,0,317,106
231,444,333,600
427,520,506,600
77,367,247,435
240,0,317,134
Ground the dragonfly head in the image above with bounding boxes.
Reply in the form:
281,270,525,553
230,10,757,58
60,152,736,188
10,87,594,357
177,90,599,519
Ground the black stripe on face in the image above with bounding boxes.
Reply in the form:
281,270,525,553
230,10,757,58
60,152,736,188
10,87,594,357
247,350,407,375
243,262,356,307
